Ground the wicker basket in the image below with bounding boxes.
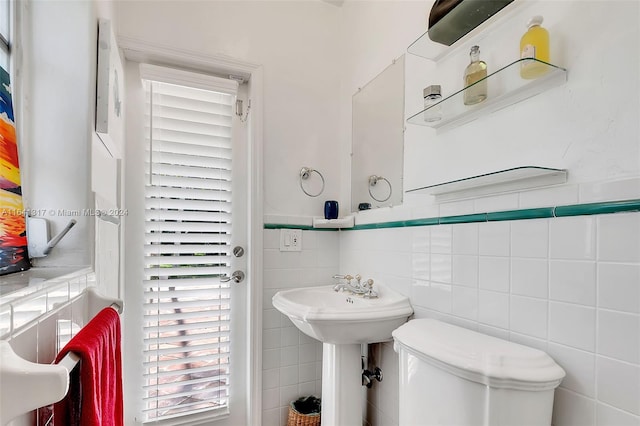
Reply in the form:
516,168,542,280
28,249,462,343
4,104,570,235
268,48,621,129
286,402,320,426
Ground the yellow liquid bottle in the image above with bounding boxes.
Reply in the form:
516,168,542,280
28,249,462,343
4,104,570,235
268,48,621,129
520,15,550,79
463,45,487,105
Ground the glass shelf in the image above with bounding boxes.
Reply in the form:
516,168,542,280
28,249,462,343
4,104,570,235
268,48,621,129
407,58,567,132
407,0,526,61
406,166,568,201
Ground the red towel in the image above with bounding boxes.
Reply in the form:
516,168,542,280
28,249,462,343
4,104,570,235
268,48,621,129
54,307,123,426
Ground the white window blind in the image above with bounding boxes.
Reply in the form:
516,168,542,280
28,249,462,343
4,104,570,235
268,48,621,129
142,77,235,423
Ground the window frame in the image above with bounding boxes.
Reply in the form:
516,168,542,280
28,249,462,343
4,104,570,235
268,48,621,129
0,0,10,69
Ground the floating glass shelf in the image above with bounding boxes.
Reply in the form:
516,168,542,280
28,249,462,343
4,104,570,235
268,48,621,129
406,166,568,201
407,0,526,61
407,58,567,132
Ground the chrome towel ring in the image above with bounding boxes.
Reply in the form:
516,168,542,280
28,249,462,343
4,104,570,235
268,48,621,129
299,167,325,197
368,175,392,202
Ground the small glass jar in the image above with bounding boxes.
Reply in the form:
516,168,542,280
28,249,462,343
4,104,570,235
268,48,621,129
423,85,442,122
463,45,487,105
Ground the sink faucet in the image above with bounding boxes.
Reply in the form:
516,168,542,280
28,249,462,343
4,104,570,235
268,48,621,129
332,274,354,292
333,274,373,296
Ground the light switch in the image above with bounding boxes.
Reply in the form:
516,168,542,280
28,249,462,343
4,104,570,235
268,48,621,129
280,229,302,252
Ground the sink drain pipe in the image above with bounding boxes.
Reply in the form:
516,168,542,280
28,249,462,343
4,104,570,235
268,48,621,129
362,366,383,388
361,344,383,388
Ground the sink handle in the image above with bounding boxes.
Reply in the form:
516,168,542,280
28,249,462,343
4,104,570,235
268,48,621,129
363,279,378,299
332,274,353,284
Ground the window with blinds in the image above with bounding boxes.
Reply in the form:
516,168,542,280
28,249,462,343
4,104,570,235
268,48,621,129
143,78,235,423
0,0,9,69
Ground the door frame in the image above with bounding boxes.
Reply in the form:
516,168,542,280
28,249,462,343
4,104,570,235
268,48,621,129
120,36,264,426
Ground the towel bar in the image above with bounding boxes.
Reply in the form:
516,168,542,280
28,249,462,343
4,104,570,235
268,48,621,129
56,303,121,374
0,287,123,425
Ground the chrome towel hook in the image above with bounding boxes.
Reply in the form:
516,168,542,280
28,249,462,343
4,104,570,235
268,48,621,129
368,175,392,202
299,167,325,197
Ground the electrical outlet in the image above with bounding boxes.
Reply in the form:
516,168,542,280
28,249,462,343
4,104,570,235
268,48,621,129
280,229,302,252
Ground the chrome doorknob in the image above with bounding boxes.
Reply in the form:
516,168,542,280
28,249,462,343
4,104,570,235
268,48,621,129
221,270,245,283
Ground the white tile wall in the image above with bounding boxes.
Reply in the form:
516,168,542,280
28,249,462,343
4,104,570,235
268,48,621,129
365,341,400,426
478,256,510,292
511,219,549,258
598,263,640,314
596,402,640,426
549,261,597,306
553,387,597,426
596,357,640,416
262,229,339,426
511,295,548,339
452,255,478,287
338,211,640,426
546,343,595,398
452,223,478,255
478,221,510,256
478,290,509,329
511,258,548,298
549,301,596,352
549,216,597,260
598,213,640,262
452,285,478,320
597,310,640,365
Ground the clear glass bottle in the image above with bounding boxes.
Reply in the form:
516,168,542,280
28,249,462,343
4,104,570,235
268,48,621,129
423,84,442,122
520,15,550,79
463,45,487,105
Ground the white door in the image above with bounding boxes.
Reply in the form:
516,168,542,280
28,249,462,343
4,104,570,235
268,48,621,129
139,65,250,426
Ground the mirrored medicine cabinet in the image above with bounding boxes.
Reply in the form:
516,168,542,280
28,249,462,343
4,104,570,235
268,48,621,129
351,56,405,212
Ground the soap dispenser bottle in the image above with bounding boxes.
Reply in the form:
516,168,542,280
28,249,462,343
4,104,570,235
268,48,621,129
520,15,550,79
463,45,487,105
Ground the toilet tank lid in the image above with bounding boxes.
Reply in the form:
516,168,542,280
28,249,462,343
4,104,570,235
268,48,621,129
392,319,565,388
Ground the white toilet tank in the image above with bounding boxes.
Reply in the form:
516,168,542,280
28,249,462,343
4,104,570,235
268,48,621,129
392,319,565,426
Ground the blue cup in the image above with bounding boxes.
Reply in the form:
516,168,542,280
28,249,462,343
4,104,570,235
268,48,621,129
324,200,339,220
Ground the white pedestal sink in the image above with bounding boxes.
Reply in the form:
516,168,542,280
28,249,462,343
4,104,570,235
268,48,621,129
273,284,413,426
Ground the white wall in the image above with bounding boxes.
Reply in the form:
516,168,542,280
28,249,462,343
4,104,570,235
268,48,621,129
116,4,343,424
339,0,639,222
114,1,639,426
338,0,429,210
18,0,122,274
403,1,640,194
4,2,121,424
116,0,343,221
21,0,97,267
336,1,640,425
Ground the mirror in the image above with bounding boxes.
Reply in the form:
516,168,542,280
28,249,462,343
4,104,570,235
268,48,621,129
351,56,404,212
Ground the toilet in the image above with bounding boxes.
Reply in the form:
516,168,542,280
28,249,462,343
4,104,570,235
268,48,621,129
392,319,565,426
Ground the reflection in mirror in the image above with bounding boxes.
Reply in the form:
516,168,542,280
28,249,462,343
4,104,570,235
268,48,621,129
351,56,404,212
